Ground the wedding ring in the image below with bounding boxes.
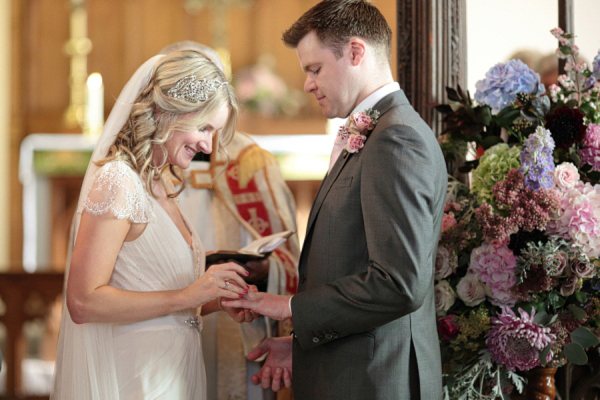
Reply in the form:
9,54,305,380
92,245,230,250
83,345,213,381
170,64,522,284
225,281,230,288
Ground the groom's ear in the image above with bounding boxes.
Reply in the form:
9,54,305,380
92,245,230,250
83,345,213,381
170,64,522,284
347,37,366,66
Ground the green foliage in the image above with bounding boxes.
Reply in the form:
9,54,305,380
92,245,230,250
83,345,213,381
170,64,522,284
434,83,551,178
570,327,600,348
564,342,588,365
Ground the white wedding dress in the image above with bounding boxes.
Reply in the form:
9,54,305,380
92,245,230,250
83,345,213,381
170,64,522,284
51,160,207,400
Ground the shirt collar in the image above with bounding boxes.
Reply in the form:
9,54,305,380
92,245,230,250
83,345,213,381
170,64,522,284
350,82,400,115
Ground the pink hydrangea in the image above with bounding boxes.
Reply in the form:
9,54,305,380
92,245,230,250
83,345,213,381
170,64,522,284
578,124,600,172
469,243,518,307
486,307,555,371
582,124,600,148
579,147,600,172
548,182,600,258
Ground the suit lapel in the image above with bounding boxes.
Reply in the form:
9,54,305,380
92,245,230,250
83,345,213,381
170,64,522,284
302,89,410,244
304,150,352,236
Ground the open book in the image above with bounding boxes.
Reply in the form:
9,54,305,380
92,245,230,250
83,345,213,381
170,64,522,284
205,230,295,264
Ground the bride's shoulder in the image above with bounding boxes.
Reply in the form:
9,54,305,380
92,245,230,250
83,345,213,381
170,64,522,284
82,160,153,222
91,160,144,190
95,159,138,178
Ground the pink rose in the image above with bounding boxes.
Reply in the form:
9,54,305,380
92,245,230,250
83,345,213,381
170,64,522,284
444,202,462,213
571,259,595,279
352,112,372,132
434,246,456,280
441,212,457,233
456,273,486,307
437,315,460,340
346,134,366,153
553,162,580,190
560,275,582,296
547,251,569,277
434,280,456,316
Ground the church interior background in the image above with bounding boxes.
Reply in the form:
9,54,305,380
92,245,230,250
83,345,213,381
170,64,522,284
0,0,599,398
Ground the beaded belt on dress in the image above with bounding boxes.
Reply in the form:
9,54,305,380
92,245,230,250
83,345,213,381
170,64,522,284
114,314,203,334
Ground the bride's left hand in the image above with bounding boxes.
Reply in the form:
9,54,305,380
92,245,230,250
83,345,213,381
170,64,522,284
221,285,260,323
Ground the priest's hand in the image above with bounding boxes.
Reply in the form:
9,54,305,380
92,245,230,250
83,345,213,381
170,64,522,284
248,336,293,391
221,292,292,321
243,258,270,284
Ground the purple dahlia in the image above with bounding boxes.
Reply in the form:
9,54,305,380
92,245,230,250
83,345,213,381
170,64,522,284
486,307,555,371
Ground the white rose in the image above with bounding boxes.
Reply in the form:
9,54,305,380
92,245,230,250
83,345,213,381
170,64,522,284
456,274,486,307
553,162,580,190
434,280,456,316
434,246,455,280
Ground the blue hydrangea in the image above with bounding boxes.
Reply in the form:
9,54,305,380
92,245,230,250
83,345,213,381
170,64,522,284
474,59,546,113
593,50,600,80
519,127,555,190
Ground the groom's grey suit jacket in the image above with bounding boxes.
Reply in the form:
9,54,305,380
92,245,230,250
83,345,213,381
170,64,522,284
290,89,446,400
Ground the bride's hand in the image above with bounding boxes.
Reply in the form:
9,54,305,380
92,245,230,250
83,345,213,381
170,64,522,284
180,262,249,308
221,285,260,323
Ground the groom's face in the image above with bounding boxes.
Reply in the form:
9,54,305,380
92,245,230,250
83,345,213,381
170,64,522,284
296,31,357,119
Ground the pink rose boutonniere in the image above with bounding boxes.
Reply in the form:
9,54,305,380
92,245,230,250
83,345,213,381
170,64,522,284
338,108,380,157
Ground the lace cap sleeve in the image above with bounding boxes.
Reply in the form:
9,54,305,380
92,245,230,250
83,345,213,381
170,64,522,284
79,161,153,223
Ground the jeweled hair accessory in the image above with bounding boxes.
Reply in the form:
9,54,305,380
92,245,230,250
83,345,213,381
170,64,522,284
166,75,227,103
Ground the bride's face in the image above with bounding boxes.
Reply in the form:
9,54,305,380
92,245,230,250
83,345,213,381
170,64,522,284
158,104,230,169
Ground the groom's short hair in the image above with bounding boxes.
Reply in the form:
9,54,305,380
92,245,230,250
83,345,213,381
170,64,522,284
282,0,391,64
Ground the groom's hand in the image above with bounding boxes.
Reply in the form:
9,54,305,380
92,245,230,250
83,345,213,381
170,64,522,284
248,336,293,391
221,292,292,321
221,285,260,323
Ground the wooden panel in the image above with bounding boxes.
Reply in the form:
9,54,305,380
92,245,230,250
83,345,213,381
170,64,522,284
25,0,70,122
396,0,467,132
10,0,26,268
0,273,64,397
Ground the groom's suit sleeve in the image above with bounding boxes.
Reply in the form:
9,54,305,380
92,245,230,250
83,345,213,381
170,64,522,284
291,123,441,351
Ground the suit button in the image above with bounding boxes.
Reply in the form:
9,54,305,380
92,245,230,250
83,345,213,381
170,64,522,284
332,333,339,338
313,337,320,343
325,334,332,339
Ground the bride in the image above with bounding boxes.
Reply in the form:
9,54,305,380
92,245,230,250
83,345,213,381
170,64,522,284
51,50,255,399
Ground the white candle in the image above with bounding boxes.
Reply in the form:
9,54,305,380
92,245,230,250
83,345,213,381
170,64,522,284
85,72,104,136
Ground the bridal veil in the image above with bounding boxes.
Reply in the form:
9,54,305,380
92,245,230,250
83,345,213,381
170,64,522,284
51,54,164,399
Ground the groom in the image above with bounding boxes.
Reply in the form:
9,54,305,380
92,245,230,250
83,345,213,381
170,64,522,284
224,1,446,398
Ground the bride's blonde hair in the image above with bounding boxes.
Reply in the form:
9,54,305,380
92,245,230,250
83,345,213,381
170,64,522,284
98,50,238,197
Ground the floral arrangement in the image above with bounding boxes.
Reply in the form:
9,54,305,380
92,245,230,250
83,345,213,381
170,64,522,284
435,29,600,399
474,59,546,114
337,108,380,156
234,55,306,118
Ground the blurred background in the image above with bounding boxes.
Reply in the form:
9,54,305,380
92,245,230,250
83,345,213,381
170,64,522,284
0,0,598,398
